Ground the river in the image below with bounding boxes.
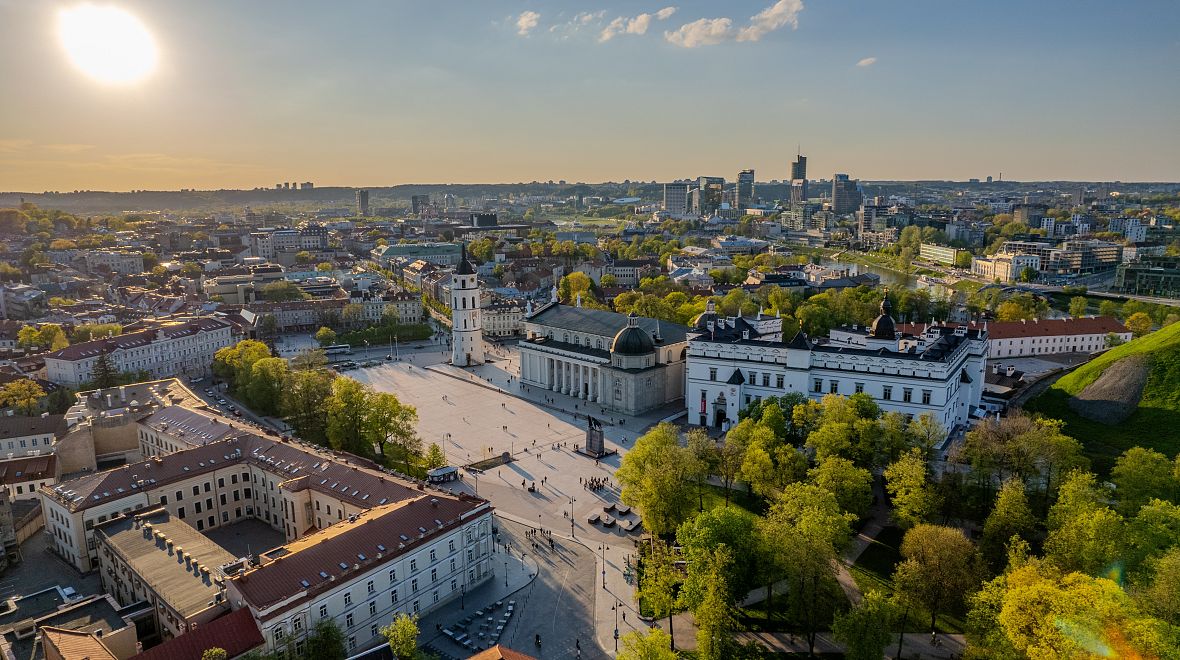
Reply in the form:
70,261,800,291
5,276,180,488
818,258,955,298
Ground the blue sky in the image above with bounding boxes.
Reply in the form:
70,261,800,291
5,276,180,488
1,0,1178,190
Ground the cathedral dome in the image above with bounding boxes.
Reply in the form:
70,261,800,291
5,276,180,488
869,293,896,339
611,312,655,355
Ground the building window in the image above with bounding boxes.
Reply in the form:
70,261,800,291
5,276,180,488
371,623,378,638
346,613,353,628
762,373,770,387
829,380,838,394
274,626,285,641
854,382,864,394
369,601,376,616
748,371,756,384
776,375,784,389
882,386,892,400
431,568,437,582
392,589,398,603
410,559,417,571
319,605,328,619
813,379,822,393
348,636,356,651
344,592,352,606
921,390,932,405
903,388,913,403
429,549,436,561
411,578,418,593
389,568,397,583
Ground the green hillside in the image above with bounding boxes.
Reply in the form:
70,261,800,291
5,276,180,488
1025,321,1180,474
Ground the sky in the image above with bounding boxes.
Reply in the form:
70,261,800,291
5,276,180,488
1,0,1178,191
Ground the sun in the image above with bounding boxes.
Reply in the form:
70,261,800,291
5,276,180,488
57,3,158,85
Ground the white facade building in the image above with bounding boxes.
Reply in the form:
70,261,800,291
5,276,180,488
83,250,145,276
898,317,1129,359
43,318,234,387
686,297,987,433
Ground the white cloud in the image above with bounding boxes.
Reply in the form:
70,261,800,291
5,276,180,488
664,17,734,48
856,56,877,67
516,10,540,36
600,6,679,42
737,0,803,42
666,0,803,48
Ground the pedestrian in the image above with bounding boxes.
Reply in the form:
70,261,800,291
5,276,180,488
622,611,626,622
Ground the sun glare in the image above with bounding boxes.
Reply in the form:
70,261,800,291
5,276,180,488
57,3,158,85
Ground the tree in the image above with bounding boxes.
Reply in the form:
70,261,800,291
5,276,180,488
200,650,227,660
424,443,446,469
884,447,940,529
1069,296,1089,318
70,323,122,342
1044,470,1124,575
637,539,680,651
180,262,203,278
693,547,736,660
685,429,716,512
326,377,374,456
91,350,119,388
245,357,289,415
305,619,347,660
366,391,419,469
618,628,677,660
342,303,364,329
808,456,873,518
1137,547,1180,626
893,524,983,634
763,483,855,655
256,314,279,345
715,421,749,506
981,479,1037,573
676,507,760,610
381,613,419,660
831,590,899,660
1099,299,1122,319
970,559,1175,659
616,423,695,536
281,367,334,444
1105,331,1126,348
1018,266,1038,283
1111,447,1177,516
261,280,307,301
0,379,45,415
294,250,314,264
315,326,338,347
599,273,618,287
1126,311,1153,337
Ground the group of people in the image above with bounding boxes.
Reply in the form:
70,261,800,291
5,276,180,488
581,476,609,491
526,527,555,550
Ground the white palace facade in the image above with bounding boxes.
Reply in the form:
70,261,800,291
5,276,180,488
686,296,987,434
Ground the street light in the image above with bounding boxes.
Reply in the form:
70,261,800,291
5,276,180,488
601,544,608,589
504,560,508,587
613,601,620,653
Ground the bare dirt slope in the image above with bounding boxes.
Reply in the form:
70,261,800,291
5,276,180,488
1067,354,1149,425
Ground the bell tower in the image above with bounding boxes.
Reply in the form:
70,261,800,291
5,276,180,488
450,244,484,366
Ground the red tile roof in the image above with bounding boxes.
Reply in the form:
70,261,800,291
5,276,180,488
130,608,263,660
896,316,1128,341
44,318,230,362
0,454,56,485
232,495,488,611
468,645,538,660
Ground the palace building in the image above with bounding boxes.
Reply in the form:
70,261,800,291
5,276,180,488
686,295,987,434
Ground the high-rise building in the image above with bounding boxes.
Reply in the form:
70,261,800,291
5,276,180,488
736,169,755,208
831,174,862,216
355,189,370,217
790,154,808,203
662,184,689,215
697,176,724,214
410,194,429,215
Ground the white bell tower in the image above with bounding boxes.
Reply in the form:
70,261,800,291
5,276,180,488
450,244,484,366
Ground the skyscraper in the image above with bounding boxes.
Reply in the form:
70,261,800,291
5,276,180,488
411,194,429,215
831,174,862,216
662,183,689,216
356,189,370,217
697,176,724,215
790,154,808,203
736,169,755,208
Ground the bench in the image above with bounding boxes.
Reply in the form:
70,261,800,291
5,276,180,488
616,505,632,516
587,513,601,524
603,503,617,513
602,515,616,528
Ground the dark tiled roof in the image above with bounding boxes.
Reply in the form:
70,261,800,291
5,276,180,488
527,304,687,344
520,337,610,360
0,414,66,439
232,495,487,610
131,608,263,660
46,432,421,513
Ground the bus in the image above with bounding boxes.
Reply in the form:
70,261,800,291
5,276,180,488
324,344,353,357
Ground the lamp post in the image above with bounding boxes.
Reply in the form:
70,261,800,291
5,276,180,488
613,602,620,653
601,544,608,589
504,560,508,587
461,583,466,610
569,497,576,538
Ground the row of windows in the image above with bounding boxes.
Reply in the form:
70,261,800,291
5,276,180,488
4,436,53,450
811,379,933,404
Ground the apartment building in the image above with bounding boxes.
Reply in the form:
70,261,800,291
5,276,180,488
898,317,1130,358
83,251,145,276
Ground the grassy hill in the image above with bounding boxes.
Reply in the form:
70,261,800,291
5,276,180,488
1025,321,1180,473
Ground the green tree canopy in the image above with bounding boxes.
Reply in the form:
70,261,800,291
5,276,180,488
616,423,696,536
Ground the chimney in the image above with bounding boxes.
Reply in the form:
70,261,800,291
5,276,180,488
1007,365,1016,377
742,330,750,340
105,394,112,408
993,364,999,375
119,386,126,402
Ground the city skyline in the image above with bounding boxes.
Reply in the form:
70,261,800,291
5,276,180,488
2,0,1179,191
